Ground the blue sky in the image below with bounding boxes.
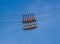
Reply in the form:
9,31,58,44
0,0,60,44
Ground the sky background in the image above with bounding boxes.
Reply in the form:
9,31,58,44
0,0,60,44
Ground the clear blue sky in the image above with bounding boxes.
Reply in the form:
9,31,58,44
0,0,60,44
